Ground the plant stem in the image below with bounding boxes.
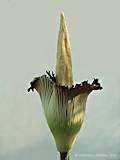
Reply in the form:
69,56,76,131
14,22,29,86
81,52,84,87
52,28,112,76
60,152,70,160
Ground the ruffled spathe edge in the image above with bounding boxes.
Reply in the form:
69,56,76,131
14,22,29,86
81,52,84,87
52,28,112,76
28,71,102,99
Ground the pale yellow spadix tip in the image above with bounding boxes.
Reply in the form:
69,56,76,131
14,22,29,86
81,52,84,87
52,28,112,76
56,13,73,88
60,11,65,21
59,12,68,35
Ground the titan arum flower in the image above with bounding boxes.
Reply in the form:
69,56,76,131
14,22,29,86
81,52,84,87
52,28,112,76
28,12,102,160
